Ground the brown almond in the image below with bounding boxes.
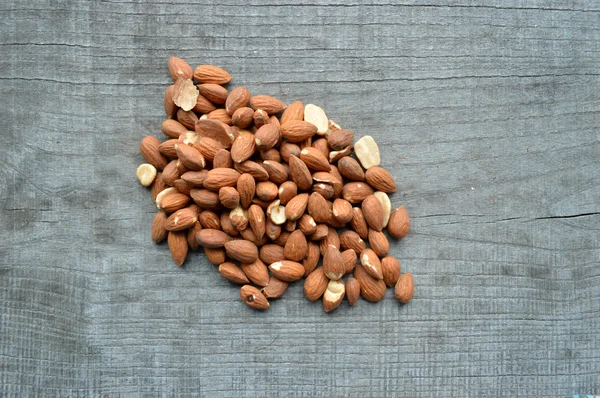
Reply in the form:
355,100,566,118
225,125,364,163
339,230,366,255
219,262,249,285
168,231,188,266
283,230,307,262
151,211,168,243
241,259,270,287
232,107,254,129
207,108,232,125
213,149,233,169
302,242,320,276
327,129,354,151
300,147,330,171
329,146,352,163
197,83,228,104
225,86,251,115
365,166,396,193
361,195,384,232
332,198,353,224
230,133,256,163
161,160,180,186
354,264,386,302
248,204,266,240
307,192,330,223
240,285,270,310
342,182,374,204
360,249,383,280
140,136,168,170
261,148,281,162
164,85,177,119
337,156,365,181
193,94,217,114
395,273,414,304
161,119,188,139
198,210,220,230
341,249,358,275
388,206,410,239
203,168,241,191
224,240,258,263
190,188,220,209
196,228,232,248
288,155,312,190
253,109,269,128
323,280,345,313
263,160,288,184
312,183,334,200
177,109,198,130
382,256,401,288
350,207,369,239
280,120,318,143
220,211,239,236
261,276,288,299
193,64,231,84
168,56,193,81
259,244,285,265
255,124,281,150
249,95,286,115
310,224,329,241
298,214,317,236
368,229,389,257
175,143,205,171
323,245,345,280
285,193,309,221
280,142,301,163
204,247,226,265
192,137,221,162
150,173,166,201
181,170,208,187
278,181,298,205
265,219,281,241
346,277,360,305
165,208,198,231
256,181,279,201
234,160,269,181
236,173,256,208
312,138,330,159
158,139,178,159
269,260,305,282
195,119,233,148
284,220,297,233
280,100,304,124
160,193,191,213
187,222,202,250
304,267,328,301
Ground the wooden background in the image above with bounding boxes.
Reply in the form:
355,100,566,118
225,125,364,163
1,0,599,396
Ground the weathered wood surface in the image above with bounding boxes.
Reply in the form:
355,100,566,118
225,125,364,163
1,0,599,396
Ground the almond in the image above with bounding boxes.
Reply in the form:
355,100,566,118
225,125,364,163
161,160,180,186
196,228,232,248
312,183,334,200
168,56,193,81
332,198,353,224
342,182,374,204
137,163,157,186
265,219,281,241
361,195,384,232
224,240,258,263
204,247,226,265
235,173,256,209
181,170,208,187
263,160,288,184
249,95,286,115
284,219,297,233
193,94,217,114
280,100,304,124
241,259,270,287
187,222,202,250
299,147,330,171
259,244,285,265
234,160,269,181
387,206,410,239
329,145,352,163
198,210,221,230
303,104,329,135
160,193,191,213
172,178,191,196
322,245,344,280
230,133,256,163
261,277,289,299
225,86,251,115
267,200,286,225
354,135,380,169
310,224,329,241
341,249,358,275
175,143,206,171
307,192,330,223
168,231,188,266
240,285,270,310
327,129,353,150
220,211,239,236
248,204,266,239
339,230,366,255
229,206,249,231
151,211,168,243
382,256,401,288
164,85,177,119
165,208,198,231
346,277,360,305
395,273,414,304
283,230,307,262
288,155,313,190
172,78,199,112
337,156,365,181
278,181,297,205
269,260,305,282
207,108,232,125
252,181,276,202
150,173,166,201
350,207,369,239
354,264,386,302
280,120,318,143
323,279,345,313
203,168,241,191
365,166,396,193
155,187,178,208
158,139,178,158
302,242,320,276
261,148,281,162
298,214,317,236
177,109,198,130
284,193,309,221
368,229,389,257
254,124,281,150
140,136,168,170
360,249,383,280
213,149,233,169
219,262,249,284
232,107,254,129
193,64,231,84
312,138,330,159
197,83,228,104
161,119,188,139
190,188,220,209
253,109,269,128
373,191,392,228
280,142,301,163
195,119,233,148
193,136,223,162
303,267,329,301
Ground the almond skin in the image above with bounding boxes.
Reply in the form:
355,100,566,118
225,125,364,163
219,262,249,284
299,147,330,171
203,168,241,191
261,277,289,299
255,124,281,150
350,207,369,239
240,285,270,310
197,83,228,104
354,264,386,303
259,244,285,265
341,249,358,275
360,249,383,280
278,181,297,205
298,214,317,236
368,229,389,257
280,120,318,143
204,247,226,265
225,86,251,115
382,256,401,288
151,211,168,243
161,119,188,139
224,240,258,263
304,267,329,301
307,192,330,223
269,260,305,282
168,231,188,266
346,277,361,305
249,95,286,115
263,160,289,184
337,156,365,181
196,228,232,248
387,206,410,238
195,119,233,148
323,245,345,280
230,133,256,163
140,136,168,170
395,273,414,304
194,64,232,84
339,230,366,255
362,195,384,232
283,230,308,262
285,193,309,221
365,166,396,193
332,198,353,224
288,155,313,191
327,129,354,150
342,182,374,204
302,242,321,276
165,208,198,231
280,100,304,124
232,107,254,129
236,173,256,209
241,259,270,287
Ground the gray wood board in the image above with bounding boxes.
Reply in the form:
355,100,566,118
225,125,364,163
1,0,599,396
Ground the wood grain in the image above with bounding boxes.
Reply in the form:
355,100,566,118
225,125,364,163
0,0,598,396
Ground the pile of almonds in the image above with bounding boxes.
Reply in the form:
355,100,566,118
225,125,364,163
137,56,413,312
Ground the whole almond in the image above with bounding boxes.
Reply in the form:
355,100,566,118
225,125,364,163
342,182,374,204
300,147,330,171
230,133,256,163
362,195,384,232
236,173,256,209
232,107,254,129
155,187,178,209
280,120,318,143
198,210,221,230
181,170,208,187
140,136,168,170
346,277,360,305
269,260,305,282
323,279,345,313
280,101,304,124
240,285,270,310
259,244,285,265
332,198,353,224
350,207,369,239
255,181,278,201
303,267,329,301
175,143,206,171
190,188,220,209
310,224,328,241
151,211,168,243
161,160,180,186
187,222,202,250
395,273,414,304
354,135,380,169
261,277,289,299
307,192,330,223
196,228,232,248
225,86,251,115
365,166,396,193
341,249,358,275
298,214,317,236
160,193,191,213
288,155,313,190
249,95,286,114
194,64,231,84
224,240,258,263
172,78,199,112
241,259,270,287
150,173,166,201
284,193,309,221
168,231,188,266
327,129,354,150
195,119,233,148
373,191,392,228
312,138,330,159
193,94,217,114
165,208,198,231
261,148,281,162
382,256,401,288
323,245,344,280
168,56,193,81
302,242,320,276
360,249,383,280
197,83,228,104
213,149,233,169
161,119,188,139
283,230,308,262
280,142,301,163
193,136,222,162
387,206,411,239
368,229,390,257
263,160,288,184
207,109,232,125
158,139,178,158
177,109,198,130
354,264,386,302
303,104,329,135
219,262,249,284
255,124,281,150
248,204,266,239
203,168,241,191
265,219,281,241
204,247,226,265
164,85,177,119
234,160,269,181
337,156,365,181
253,109,269,128
312,183,334,200
339,230,366,255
